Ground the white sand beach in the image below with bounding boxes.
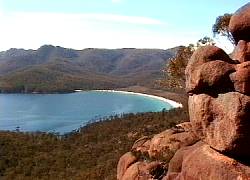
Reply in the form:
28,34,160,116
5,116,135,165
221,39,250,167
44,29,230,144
74,89,182,108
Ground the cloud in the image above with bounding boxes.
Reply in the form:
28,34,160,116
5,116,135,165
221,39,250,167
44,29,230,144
0,11,207,51
0,12,166,50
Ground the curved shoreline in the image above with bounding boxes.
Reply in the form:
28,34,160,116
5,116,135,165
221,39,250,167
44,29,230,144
74,89,183,108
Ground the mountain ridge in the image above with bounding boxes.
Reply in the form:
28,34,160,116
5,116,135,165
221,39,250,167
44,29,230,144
0,45,178,93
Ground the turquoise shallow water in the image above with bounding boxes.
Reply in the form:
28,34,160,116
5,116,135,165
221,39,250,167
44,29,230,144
0,91,173,134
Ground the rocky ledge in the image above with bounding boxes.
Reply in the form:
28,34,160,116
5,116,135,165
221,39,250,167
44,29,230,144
117,3,250,180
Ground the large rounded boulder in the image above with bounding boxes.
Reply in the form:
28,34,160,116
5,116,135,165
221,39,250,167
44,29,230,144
229,3,250,43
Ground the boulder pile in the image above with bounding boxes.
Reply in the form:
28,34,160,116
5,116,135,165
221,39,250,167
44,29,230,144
117,3,250,180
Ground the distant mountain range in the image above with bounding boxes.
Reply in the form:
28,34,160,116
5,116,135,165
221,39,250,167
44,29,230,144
0,45,178,93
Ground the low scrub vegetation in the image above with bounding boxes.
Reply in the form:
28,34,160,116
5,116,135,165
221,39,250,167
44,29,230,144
0,107,188,180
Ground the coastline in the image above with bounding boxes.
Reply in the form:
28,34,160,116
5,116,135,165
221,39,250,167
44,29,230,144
74,89,183,108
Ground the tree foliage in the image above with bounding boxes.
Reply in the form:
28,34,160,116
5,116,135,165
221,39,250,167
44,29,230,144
161,44,195,89
212,13,235,45
196,36,215,47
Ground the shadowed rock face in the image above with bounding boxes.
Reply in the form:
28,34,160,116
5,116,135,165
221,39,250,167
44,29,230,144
229,3,250,43
231,61,250,95
117,3,250,180
233,40,250,63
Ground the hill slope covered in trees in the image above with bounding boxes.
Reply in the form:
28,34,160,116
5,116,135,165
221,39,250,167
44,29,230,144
0,45,177,93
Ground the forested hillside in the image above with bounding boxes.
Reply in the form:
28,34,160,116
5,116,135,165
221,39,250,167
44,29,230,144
0,45,178,93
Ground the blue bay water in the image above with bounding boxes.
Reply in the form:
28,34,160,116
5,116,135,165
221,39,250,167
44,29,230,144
0,91,173,134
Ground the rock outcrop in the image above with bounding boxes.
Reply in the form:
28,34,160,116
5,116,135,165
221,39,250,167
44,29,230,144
117,3,250,180
117,152,138,180
166,142,250,180
229,3,250,43
189,92,250,158
117,122,199,180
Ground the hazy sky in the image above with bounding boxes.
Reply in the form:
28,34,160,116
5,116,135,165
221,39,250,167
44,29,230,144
0,0,248,51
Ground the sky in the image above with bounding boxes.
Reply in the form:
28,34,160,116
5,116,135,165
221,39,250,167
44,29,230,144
0,0,249,52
